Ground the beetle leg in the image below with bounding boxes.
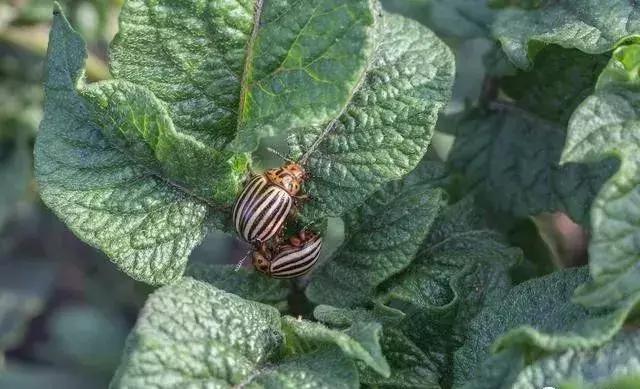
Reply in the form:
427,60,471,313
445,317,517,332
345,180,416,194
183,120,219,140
244,169,257,184
293,194,312,208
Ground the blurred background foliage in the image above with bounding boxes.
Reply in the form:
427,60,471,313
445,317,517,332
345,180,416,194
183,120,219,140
0,0,582,387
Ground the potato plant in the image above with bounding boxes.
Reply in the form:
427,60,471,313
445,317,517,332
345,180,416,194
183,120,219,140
31,0,640,388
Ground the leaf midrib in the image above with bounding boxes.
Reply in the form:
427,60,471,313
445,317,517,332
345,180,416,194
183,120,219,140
237,0,265,129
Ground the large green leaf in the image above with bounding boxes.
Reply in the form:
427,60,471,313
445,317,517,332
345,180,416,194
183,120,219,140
316,304,440,388
281,316,390,377
448,107,615,224
111,0,376,152
313,197,521,388
35,8,219,284
461,331,640,389
305,179,446,307
500,46,608,124
80,80,246,203
374,197,520,388
111,278,361,388
290,12,454,220
595,44,640,91
245,348,359,389
381,0,494,40
453,267,636,387
185,264,289,309
561,43,640,309
492,0,640,69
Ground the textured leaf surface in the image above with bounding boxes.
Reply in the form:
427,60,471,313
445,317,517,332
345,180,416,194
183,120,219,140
501,46,608,124
81,80,247,203
381,0,494,39
231,0,376,151
282,316,389,377
374,197,519,388
111,0,375,152
185,264,289,308
244,348,358,389
514,332,640,389
312,198,521,388
112,278,360,388
453,267,635,387
290,12,454,220
461,331,640,389
596,44,640,91
493,0,640,69
112,277,280,387
562,44,640,309
305,181,445,307
312,305,440,388
35,9,211,284
448,107,615,224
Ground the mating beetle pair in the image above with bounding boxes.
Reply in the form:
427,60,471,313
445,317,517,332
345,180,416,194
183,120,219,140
232,160,322,278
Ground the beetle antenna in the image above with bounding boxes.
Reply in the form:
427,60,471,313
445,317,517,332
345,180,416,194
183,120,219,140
298,120,336,164
267,147,295,163
234,248,252,272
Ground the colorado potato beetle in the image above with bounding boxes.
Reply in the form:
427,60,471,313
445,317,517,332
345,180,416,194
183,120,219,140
252,230,323,278
232,161,308,245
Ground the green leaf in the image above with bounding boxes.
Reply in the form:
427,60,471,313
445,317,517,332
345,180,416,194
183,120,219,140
453,267,635,387
311,306,440,388
80,80,247,203
305,181,446,308
375,197,520,387
112,277,360,388
561,374,640,389
561,43,640,309
515,333,640,389
382,0,494,40
244,348,359,389
595,44,640,91
290,12,454,220
185,263,289,308
35,8,224,285
488,0,546,9
281,316,390,377
111,0,376,152
501,46,608,124
313,198,522,388
461,331,640,389
492,0,640,69
360,328,440,388
448,107,616,224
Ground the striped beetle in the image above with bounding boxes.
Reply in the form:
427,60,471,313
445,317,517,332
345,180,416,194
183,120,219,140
252,230,323,278
232,161,309,245
232,121,334,246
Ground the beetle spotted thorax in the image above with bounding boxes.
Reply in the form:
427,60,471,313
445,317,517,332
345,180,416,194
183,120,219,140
265,162,307,196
